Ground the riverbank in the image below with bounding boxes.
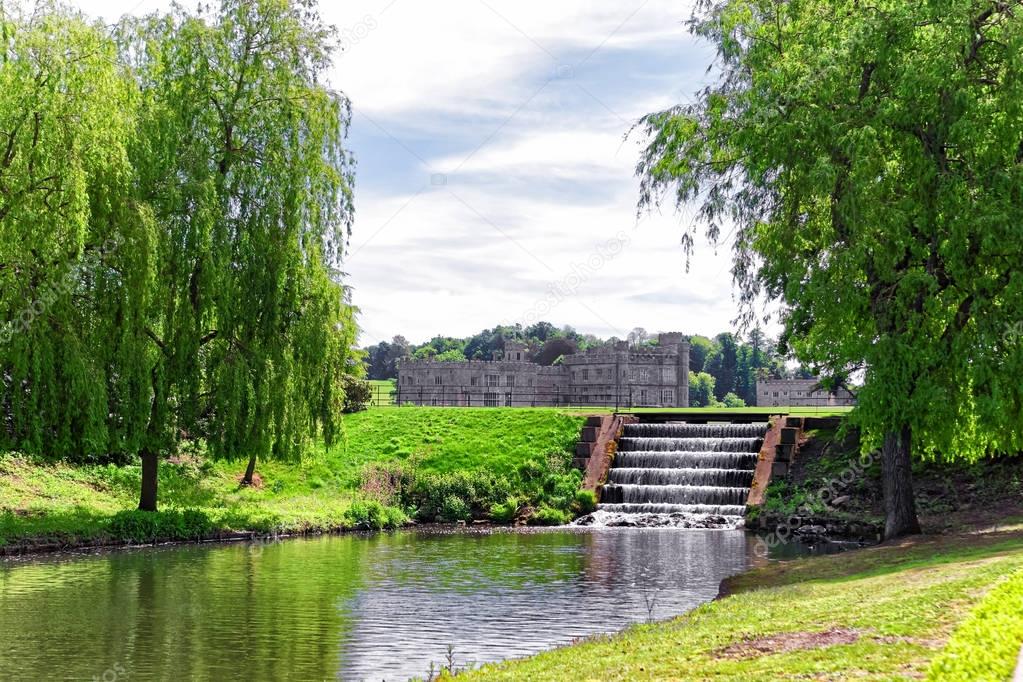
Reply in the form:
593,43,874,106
0,408,586,554
747,425,1023,543
460,522,1023,680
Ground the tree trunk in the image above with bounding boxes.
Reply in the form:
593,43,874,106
242,453,257,485
138,450,159,512
881,425,921,540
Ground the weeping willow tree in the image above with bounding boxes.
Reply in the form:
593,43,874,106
123,0,356,509
0,5,155,461
638,0,1023,538
1,0,357,511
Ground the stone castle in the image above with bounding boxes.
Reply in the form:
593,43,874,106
397,332,691,408
755,378,856,407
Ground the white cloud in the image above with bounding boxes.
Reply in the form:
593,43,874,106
71,0,775,346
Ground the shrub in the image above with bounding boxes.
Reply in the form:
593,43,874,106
345,500,407,530
384,505,409,528
402,469,512,521
107,509,214,543
341,375,373,413
489,496,520,523
573,489,597,515
439,495,471,522
722,392,746,408
528,506,570,526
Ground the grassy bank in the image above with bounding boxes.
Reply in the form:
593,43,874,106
459,526,1023,680
749,426,1023,536
0,408,587,551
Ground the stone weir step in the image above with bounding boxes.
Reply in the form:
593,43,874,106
616,437,764,452
599,484,752,507
613,451,760,469
596,503,748,516
607,467,755,487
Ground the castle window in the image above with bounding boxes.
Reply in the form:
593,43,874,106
506,375,515,387
582,369,589,380
486,374,499,387
661,389,674,404
470,377,480,387
484,392,499,407
435,376,443,385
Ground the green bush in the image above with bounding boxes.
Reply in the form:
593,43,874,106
380,455,587,525
528,505,571,526
439,495,471,522
402,469,513,521
344,500,406,530
489,496,520,523
107,509,214,543
341,375,373,413
573,489,597,515
722,392,746,408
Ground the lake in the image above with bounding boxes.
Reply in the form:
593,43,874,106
0,527,830,681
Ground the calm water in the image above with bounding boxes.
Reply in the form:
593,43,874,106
1,527,801,681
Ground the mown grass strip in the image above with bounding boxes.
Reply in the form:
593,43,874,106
458,530,1023,681
926,566,1023,681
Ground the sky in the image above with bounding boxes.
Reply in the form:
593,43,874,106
76,0,771,347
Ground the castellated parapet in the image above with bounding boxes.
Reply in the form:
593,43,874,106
396,334,690,408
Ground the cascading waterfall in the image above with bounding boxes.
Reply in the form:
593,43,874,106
578,421,768,528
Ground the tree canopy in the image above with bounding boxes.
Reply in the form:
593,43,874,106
0,0,358,510
638,0,1023,537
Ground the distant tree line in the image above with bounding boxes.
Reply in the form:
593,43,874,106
364,323,805,405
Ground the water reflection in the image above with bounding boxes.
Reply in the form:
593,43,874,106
0,528,816,681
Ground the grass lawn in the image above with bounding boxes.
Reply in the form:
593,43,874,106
368,379,396,406
616,406,854,417
335,408,584,484
459,526,1023,681
0,408,585,550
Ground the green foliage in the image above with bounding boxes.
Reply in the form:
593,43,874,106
572,489,597,515
343,500,406,530
688,372,717,407
402,470,511,522
0,1,360,511
687,335,714,373
1,408,587,545
341,375,373,414
107,509,214,543
0,6,149,460
638,0,1023,462
489,496,520,523
721,392,746,408
527,506,571,526
758,480,829,517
